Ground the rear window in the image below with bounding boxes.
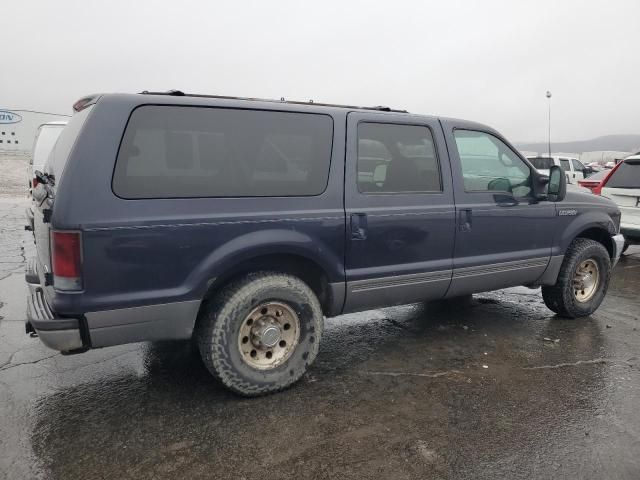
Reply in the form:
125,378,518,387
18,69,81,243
585,169,608,181
112,106,333,198
32,126,65,168
529,157,554,170
606,159,640,188
44,107,93,179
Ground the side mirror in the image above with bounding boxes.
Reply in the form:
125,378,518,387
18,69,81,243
548,165,566,201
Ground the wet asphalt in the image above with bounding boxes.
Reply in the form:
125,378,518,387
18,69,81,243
1,196,639,480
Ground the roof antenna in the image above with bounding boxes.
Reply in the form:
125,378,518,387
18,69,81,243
280,97,285,102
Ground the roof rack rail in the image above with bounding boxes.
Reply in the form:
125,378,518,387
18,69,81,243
138,90,408,113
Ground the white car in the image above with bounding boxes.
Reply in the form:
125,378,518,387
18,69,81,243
25,121,67,230
601,154,640,253
527,155,588,184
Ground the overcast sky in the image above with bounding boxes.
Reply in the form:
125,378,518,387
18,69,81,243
2,0,638,142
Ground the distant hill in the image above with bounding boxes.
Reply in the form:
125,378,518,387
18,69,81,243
516,135,640,154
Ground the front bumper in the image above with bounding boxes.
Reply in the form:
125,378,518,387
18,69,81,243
612,234,625,268
620,225,640,242
25,260,85,353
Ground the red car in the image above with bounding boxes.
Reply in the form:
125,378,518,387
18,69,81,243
578,163,622,195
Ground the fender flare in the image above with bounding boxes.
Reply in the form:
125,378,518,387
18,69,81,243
185,228,345,297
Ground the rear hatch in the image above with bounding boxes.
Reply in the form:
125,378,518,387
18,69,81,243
33,106,94,288
601,157,640,232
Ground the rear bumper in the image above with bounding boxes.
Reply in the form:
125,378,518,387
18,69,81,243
26,288,85,352
25,260,85,353
612,234,625,268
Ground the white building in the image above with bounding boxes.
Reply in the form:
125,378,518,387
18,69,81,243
579,151,634,165
0,108,71,156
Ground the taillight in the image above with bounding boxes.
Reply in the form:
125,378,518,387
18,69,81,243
51,231,83,291
32,177,39,188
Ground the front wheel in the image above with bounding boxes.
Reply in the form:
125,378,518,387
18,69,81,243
196,272,324,396
541,238,611,318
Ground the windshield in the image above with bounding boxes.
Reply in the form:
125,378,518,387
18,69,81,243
529,157,554,170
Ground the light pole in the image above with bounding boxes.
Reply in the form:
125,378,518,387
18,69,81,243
546,91,552,158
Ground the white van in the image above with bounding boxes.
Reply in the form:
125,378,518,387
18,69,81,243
526,155,588,184
25,121,67,229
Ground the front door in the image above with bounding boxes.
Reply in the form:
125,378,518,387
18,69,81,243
572,159,586,180
441,122,556,297
343,113,456,312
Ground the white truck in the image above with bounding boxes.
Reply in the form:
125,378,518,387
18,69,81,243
527,155,589,184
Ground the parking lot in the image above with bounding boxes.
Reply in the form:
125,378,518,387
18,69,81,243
1,153,639,480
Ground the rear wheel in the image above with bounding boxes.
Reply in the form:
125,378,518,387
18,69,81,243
196,272,323,396
541,238,611,318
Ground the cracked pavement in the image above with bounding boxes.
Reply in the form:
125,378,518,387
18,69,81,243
1,155,640,479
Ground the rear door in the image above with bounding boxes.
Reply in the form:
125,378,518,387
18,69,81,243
601,158,640,237
343,113,456,311
441,122,555,296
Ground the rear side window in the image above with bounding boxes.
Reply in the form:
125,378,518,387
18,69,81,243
560,159,570,171
44,108,92,179
113,106,333,198
606,159,640,188
357,122,441,193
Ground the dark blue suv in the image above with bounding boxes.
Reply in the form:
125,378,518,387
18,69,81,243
26,91,624,395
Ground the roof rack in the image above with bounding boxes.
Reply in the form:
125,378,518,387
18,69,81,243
139,90,408,113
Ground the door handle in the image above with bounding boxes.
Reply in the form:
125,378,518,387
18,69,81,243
350,213,368,240
459,209,472,232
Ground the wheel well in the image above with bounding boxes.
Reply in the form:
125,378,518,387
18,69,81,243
576,227,613,258
203,254,333,315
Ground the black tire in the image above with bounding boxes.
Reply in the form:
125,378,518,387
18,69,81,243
196,272,323,396
541,238,611,318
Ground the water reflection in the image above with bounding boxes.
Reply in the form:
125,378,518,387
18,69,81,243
29,292,609,479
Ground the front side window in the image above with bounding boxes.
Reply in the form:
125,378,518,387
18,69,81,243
113,106,333,198
572,159,584,171
453,130,532,197
357,122,441,194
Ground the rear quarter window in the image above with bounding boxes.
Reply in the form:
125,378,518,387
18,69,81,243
112,106,334,198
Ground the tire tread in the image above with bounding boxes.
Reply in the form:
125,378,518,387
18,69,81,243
195,272,323,396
